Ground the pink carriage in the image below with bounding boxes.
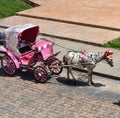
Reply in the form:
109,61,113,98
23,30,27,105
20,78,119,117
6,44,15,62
1,24,62,83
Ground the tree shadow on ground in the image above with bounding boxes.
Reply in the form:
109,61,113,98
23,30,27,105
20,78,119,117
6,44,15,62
113,100,120,106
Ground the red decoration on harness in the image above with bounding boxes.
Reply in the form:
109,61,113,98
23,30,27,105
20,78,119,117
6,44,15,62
80,52,85,59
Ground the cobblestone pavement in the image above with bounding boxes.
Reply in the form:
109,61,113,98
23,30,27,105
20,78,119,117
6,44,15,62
0,68,120,118
0,30,120,118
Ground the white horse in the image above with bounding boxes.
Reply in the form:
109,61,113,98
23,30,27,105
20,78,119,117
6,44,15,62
63,50,113,86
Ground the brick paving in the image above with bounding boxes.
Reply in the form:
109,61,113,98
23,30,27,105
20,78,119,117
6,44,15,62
0,33,120,117
0,70,120,118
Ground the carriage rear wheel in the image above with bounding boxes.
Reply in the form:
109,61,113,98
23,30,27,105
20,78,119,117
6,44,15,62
49,58,63,75
1,55,16,75
34,66,48,83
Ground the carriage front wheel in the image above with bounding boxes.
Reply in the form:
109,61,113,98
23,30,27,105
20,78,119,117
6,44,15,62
34,66,48,83
1,55,16,75
49,58,63,75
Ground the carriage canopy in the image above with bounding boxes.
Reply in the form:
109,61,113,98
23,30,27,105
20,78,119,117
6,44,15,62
4,24,39,54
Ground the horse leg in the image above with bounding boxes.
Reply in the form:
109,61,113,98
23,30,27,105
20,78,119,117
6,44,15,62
69,67,76,81
67,67,70,79
69,67,77,85
88,68,94,86
67,66,76,85
67,67,75,79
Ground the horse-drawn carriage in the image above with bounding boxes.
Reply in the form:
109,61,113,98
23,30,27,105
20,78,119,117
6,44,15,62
0,24,62,83
0,24,114,86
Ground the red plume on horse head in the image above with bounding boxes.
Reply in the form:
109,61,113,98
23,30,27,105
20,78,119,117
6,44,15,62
105,50,113,56
104,50,113,67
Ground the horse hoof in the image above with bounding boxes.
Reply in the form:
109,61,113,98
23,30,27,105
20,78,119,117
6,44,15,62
88,83,91,86
77,77,83,81
88,83,93,86
91,82,95,85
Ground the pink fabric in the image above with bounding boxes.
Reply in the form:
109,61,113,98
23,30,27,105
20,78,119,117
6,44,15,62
20,51,35,65
33,40,54,59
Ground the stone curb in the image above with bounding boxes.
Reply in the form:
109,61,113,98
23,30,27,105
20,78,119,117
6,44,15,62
22,0,40,7
17,13,120,32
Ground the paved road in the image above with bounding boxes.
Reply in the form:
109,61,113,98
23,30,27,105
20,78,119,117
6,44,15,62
0,33,120,118
0,67,120,118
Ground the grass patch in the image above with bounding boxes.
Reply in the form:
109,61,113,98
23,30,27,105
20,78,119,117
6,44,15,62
0,0,32,19
104,37,120,50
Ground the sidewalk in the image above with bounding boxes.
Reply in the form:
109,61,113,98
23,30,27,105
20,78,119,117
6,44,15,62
21,0,120,31
0,15,119,46
0,0,120,79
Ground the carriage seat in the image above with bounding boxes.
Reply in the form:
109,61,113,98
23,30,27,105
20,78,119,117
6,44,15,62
19,44,32,54
18,45,35,65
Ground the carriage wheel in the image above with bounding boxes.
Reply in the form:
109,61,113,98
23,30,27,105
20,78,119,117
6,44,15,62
1,55,16,75
49,58,63,75
34,66,48,83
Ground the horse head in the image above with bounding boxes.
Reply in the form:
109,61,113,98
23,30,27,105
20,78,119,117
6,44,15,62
104,50,113,67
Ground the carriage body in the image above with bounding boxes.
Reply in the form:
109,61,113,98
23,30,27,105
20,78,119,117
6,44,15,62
1,24,62,83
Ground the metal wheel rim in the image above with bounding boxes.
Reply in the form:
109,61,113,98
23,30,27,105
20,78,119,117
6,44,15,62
34,66,48,83
50,59,62,74
1,56,16,75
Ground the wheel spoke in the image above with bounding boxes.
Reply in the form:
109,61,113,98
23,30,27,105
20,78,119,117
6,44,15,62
34,66,48,83
1,55,16,75
49,59,62,75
